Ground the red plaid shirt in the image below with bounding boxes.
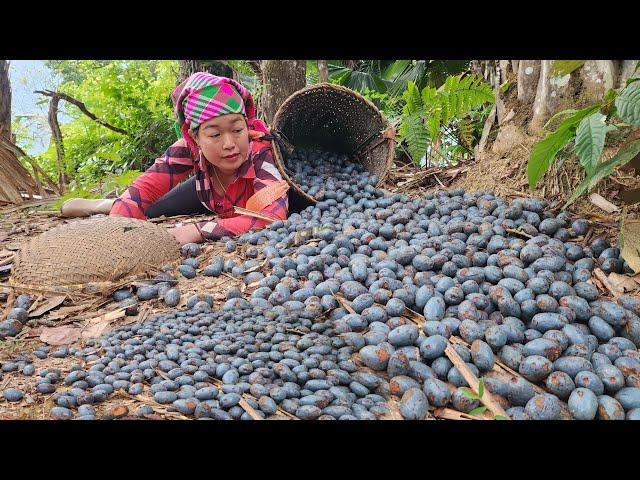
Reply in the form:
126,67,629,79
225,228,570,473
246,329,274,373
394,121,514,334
110,120,288,240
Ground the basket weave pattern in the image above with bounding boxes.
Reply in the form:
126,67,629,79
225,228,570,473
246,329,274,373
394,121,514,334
10,217,180,290
271,83,395,203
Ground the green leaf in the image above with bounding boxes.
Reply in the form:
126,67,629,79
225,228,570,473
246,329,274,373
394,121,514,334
500,81,510,93
494,415,508,420
469,406,488,417
575,112,607,175
528,105,601,189
528,129,575,190
564,139,640,208
615,81,640,126
544,109,578,129
382,60,411,81
460,387,478,401
550,60,585,77
603,88,619,105
477,378,485,398
330,69,352,86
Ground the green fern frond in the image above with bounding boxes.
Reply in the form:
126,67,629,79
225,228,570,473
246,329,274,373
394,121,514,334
403,81,424,115
399,112,429,165
457,118,476,148
399,74,494,166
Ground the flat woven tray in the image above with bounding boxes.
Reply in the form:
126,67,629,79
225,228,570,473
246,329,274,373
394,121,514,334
10,217,181,293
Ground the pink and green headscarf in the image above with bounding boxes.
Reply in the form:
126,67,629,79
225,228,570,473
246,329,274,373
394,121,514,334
172,72,257,154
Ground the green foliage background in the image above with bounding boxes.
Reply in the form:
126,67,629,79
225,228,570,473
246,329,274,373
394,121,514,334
38,60,180,190
13,60,488,197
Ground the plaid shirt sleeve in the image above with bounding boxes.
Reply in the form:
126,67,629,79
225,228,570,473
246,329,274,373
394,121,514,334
110,139,195,219
194,142,289,240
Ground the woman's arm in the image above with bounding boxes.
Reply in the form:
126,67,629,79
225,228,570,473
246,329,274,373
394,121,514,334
110,139,195,219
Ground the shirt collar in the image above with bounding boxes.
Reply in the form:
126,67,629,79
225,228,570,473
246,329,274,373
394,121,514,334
235,148,255,180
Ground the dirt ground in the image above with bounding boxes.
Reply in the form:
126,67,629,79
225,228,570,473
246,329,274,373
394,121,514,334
0,203,263,419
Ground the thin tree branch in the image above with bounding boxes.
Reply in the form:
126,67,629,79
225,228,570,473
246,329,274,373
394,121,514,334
44,93,66,192
35,90,129,135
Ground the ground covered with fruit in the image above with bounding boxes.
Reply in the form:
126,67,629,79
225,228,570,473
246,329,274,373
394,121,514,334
0,148,639,420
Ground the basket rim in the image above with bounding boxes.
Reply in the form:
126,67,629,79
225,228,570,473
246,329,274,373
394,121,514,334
272,82,391,131
270,83,396,204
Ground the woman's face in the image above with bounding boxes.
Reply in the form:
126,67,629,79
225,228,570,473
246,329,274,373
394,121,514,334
193,113,250,176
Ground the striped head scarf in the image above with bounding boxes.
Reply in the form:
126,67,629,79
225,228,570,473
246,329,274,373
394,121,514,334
172,72,257,155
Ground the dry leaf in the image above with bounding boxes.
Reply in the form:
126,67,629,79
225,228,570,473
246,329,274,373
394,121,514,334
621,220,640,273
28,295,66,318
88,308,126,324
607,272,640,294
40,325,82,345
81,321,112,340
48,304,91,321
27,294,45,313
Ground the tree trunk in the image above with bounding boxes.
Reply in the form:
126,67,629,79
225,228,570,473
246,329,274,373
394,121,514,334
580,60,617,102
511,60,519,78
517,60,540,105
260,60,307,126
318,60,329,83
178,60,236,82
0,60,10,140
0,64,39,204
618,60,640,87
531,60,584,133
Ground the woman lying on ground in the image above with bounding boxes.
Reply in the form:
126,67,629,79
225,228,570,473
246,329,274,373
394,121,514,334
61,72,289,245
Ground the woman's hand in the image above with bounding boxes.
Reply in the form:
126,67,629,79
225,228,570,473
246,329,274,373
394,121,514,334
167,223,203,245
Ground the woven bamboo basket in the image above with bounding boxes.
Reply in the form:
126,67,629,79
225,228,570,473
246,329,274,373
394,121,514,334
271,83,396,204
10,217,181,294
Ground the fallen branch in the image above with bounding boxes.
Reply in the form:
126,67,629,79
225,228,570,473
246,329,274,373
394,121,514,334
589,193,620,213
433,407,485,420
506,228,534,239
233,206,278,223
238,398,263,420
444,342,510,419
448,335,547,395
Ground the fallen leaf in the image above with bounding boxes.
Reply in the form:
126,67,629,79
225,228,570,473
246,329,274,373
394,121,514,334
28,296,66,318
48,304,91,321
81,321,112,340
40,325,82,345
86,308,126,324
621,220,640,273
607,272,640,294
27,295,45,313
